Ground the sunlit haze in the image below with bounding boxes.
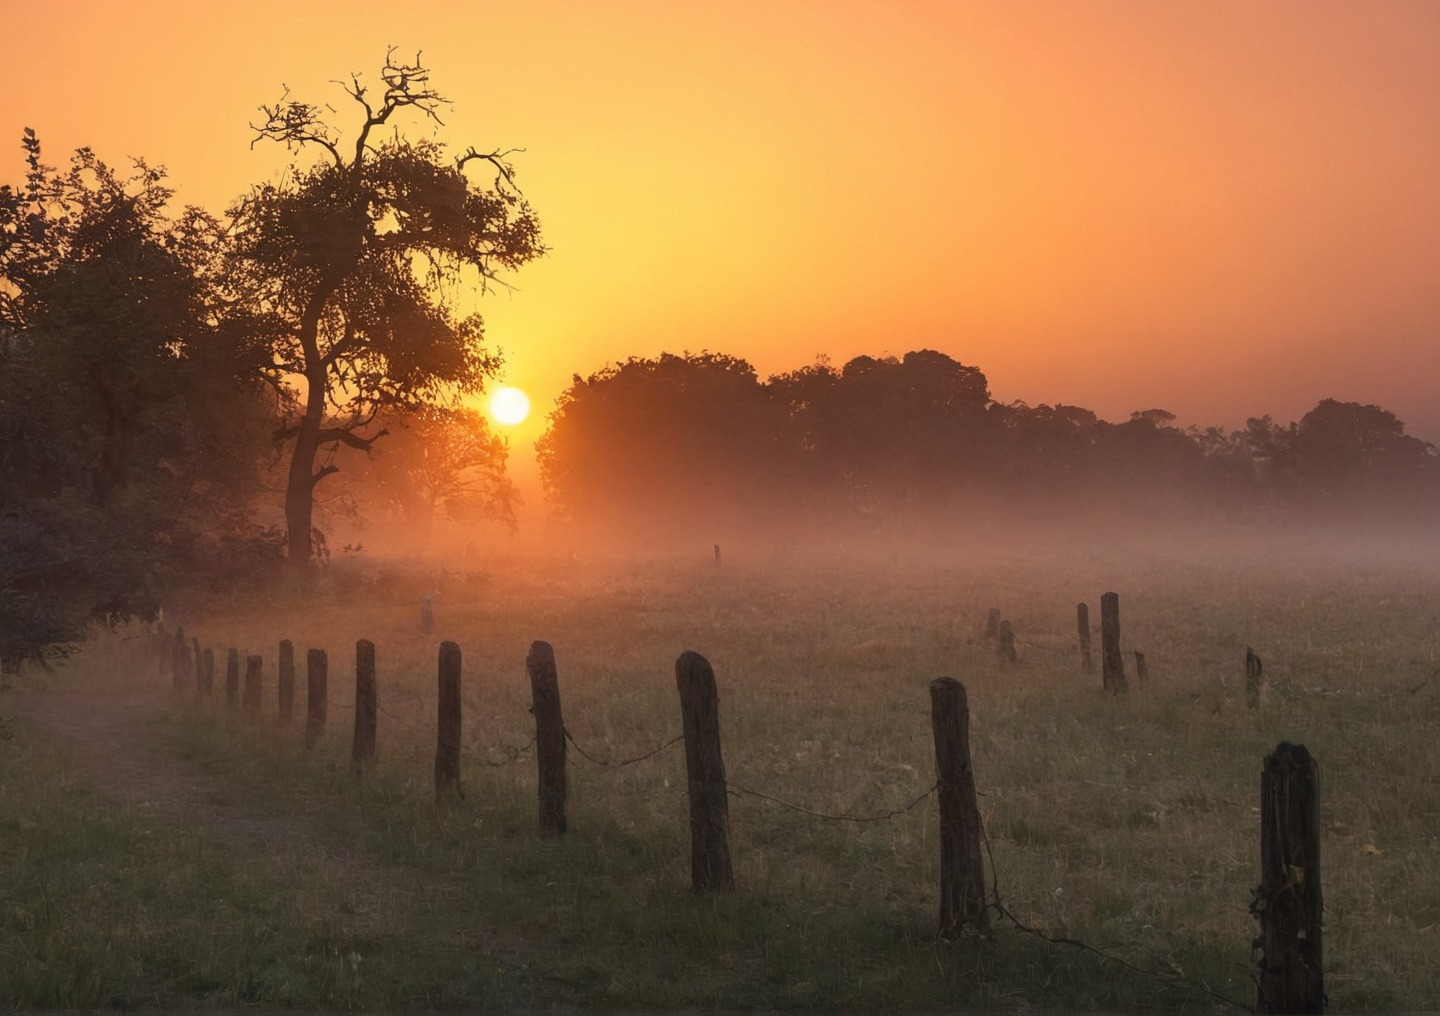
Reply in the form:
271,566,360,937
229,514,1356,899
489,386,531,427
12,0,1440,498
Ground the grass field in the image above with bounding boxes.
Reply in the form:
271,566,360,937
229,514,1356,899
3,537,1439,1011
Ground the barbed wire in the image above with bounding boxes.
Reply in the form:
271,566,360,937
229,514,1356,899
977,816,1251,1013
468,733,536,768
563,728,683,768
728,780,938,823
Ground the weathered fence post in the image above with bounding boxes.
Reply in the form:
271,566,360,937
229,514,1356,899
676,650,733,891
527,640,567,835
997,620,1017,665
172,626,190,692
243,654,262,721
154,623,170,678
305,648,327,750
1134,650,1149,689
199,648,214,697
276,640,295,726
1100,591,1128,696
1247,648,1264,709
353,639,377,776
1253,742,1323,1014
420,595,434,635
983,608,1001,641
930,677,989,937
225,649,240,709
435,641,463,801
191,637,202,692
1077,602,1093,672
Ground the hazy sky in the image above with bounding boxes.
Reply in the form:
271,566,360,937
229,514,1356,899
9,0,1440,465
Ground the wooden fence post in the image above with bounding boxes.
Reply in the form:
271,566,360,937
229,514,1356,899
277,640,295,726
1253,742,1323,1014
1134,650,1149,689
420,595,434,635
225,649,239,709
154,623,170,679
191,637,202,693
1100,591,1127,696
713,543,722,567
527,640,567,835
675,650,733,891
1247,648,1264,709
172,626,190,692
353,639,377,776
1077,602,1093,672
243,654,262,721
997,620,1017,665
305,648,327,750
930,677,989,937
435,641,463,801
199,648,214,697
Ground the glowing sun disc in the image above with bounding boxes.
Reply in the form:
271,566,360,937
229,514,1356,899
489,386,531,426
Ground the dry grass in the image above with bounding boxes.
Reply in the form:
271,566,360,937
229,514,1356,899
4,539,1439,1010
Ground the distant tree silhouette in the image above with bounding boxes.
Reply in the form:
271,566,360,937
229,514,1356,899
224,51,544,567
345,405,518,545
1289,399,1437,520
537,344,1438,541
538,351,781,539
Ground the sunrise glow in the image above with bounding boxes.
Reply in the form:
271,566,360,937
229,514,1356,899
489,385,531,427
10,0,1440,499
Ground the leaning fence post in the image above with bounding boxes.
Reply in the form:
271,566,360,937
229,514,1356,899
527,640,567,835
199,648,214,697
1253,742,1323,1014
243,654,262,721
305,648,327,750
353,639,377,776
435,641,463,801
1077,602,1093,672
676,650,733,891
1100,591,1127,696
277,640,295,727
930,677,988,937
225,649,240,709
1247,648,1264,709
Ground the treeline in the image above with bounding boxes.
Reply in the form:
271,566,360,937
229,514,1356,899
537,350,1439,540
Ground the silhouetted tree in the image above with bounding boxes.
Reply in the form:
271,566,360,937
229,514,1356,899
824,350,994,518
0,132,270,666
225,51,544,567
538,351,781,538
1289,399,1437,520
347,405,519,544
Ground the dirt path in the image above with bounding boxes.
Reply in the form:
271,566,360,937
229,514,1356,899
4,685,479,941
8,688,309,841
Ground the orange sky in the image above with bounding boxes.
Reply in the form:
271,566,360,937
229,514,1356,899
9,0,1440,481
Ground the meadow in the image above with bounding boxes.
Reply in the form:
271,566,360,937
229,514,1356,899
3,534,1439,1011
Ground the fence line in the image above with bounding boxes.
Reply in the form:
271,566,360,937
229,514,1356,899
152,603,1320,1008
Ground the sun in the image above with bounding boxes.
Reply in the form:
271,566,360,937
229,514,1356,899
488,385,531,426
